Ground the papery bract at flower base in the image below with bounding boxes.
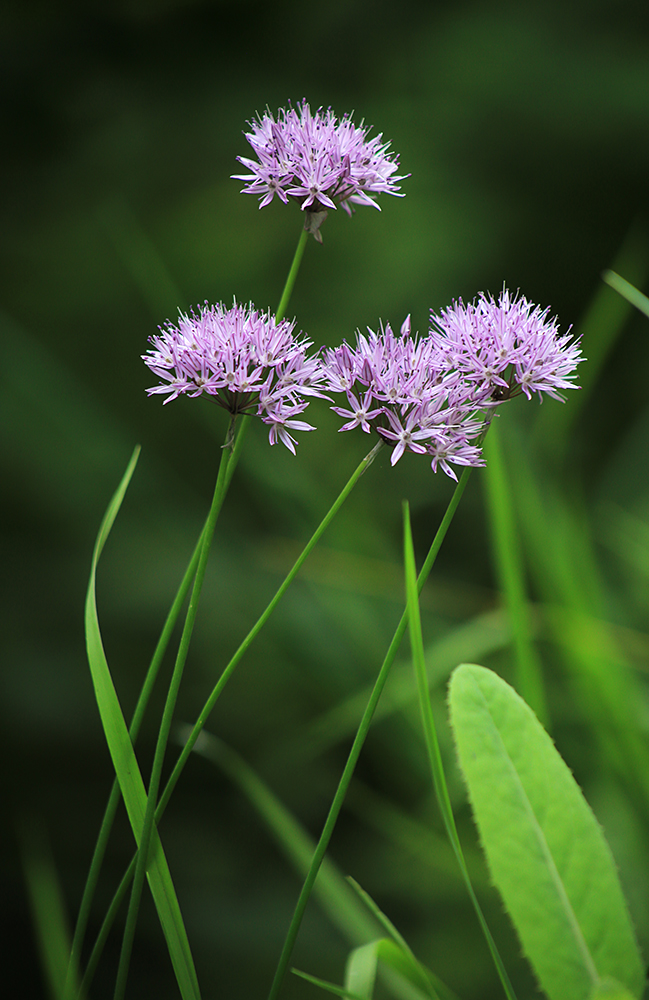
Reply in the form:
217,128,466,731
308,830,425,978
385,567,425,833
232,100,408,241
143,301,327,452
429,288,584,402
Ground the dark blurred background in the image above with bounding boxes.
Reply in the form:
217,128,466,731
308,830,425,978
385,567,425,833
3,1,649,998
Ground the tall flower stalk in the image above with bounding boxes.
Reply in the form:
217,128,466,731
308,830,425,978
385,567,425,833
266,468,476,1000
73,222,321,998
265,294,582,998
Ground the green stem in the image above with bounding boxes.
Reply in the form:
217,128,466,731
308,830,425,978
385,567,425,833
276,228,309,322
76,222,308,996
266,467,473,1000
80,440,384,996
157,439,383,817
203,226,307,507
78,220,309,996
112,419,236,1000
80,858,136,998
403,503,517,1000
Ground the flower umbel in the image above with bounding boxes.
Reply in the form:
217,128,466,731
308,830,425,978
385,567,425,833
429,288,584,402
323,317,488,480
143,302,326,453
232,100,407,241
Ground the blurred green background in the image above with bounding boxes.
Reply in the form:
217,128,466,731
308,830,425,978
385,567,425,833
3,1,649,998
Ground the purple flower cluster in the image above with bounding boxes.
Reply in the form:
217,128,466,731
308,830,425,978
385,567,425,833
323,317,488,480
142,302,326,453
232,100,406,241
145,104,585,484
430,288,583,402
143,289,581,474
322,290,582,479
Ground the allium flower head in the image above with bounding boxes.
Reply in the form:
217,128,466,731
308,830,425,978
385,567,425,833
323,317,487,480
430,288,583,402
232,100,407,241
143,302,326,453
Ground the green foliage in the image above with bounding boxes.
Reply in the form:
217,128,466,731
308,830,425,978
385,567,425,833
185,729,382,946
345,937,448,1000
294,934,456,1000
589,980,640,1000
603,271,649,322
449,664,644,1000
6,7,649,999
84,447,201,1000
19,817,79,1000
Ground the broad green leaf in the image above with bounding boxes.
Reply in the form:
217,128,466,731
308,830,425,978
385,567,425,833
449,664,644,1000
589,979,639,1000
85,447,201,1000
345,941,379,999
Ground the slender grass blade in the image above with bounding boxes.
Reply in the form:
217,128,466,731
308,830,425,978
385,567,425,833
84,447,201,1000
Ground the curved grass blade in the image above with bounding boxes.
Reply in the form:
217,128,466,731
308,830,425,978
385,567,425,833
345,880,458,1000
372,940,444,1000
449,664,644,1000
602,270,649,321
291,969,369,1000
346,941,380,999
84,446,201,1000
346,939,435,1000
295,938,450,1000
